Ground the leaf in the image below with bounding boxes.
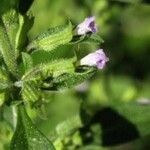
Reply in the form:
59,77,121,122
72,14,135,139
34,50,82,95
82,34,104,44
49,114,83,143
27,21,73,52
22,58,75,82
15,14,34,57
10,105,55,150
0,10,18,74
71,33,104,45
50,66,96,90
53,115,83,141
112,0,141,3
21,59,75,103
21,80,41,103
0,67,10,90
0,67,10,105
0,0,18,15
0,9,34,75
30,45,75,66
2,9,19,50
22,52,33,73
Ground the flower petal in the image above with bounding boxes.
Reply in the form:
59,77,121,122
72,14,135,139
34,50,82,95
80,49,109,69
77,16,97,35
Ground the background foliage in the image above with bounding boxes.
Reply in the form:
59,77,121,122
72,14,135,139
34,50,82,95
0,0,150,149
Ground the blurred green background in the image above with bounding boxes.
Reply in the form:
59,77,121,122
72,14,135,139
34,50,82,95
0,0,150,149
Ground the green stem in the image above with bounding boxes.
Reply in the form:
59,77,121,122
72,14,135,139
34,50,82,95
12,105,17,130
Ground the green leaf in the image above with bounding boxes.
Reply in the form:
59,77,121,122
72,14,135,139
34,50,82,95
0,0,18,15
30,45,75,66
2,9,19,51
22,52,33,73
113,102,150,137
71,33,104,45
0,67,10,87
22,58,75,81
10,105,55,150
0,9,33,75
27,21,73,52
15,14,34,57
50,114,83,141
112,0,141,3
21,59,75,103
0,67,10,105
21,80,41,103
0,10,18,74
51,66,96,90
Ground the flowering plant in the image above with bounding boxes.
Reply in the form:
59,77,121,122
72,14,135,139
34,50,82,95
0,0,109,149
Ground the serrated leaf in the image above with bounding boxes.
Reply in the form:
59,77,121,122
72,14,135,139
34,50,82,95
0,11,17,74
22,58,75,81
10,105,55,150
22,52,33,73
28,21,73,52
71,33,104,45
82,34,104,44
22,80,41,103
0,67,10,105
50,66,96,90
15,14,34,57
2,9,19,50
31,45,75,66
0,9,33,75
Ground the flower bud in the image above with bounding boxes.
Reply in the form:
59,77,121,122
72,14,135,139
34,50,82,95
80,49,109,69
77,16,97,35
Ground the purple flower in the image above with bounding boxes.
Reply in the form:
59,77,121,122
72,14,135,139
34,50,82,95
80,49,109,69
77,16,97,35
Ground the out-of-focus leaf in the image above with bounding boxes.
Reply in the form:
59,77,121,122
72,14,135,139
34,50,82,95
27,21,72,52
53,114,83,140
78,145,108,150
0,67,10,105
0,0,18,15
51,114,83,141
0,121,13,150
10,105,55,150
113,102,150,137
108,76,137,102
111,0,141,3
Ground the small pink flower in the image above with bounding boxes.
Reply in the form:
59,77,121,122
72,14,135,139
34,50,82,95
80,49,109,69
77,16,97,35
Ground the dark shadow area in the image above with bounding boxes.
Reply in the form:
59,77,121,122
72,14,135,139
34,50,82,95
80,107,140,146
19,0,34,14
92,107,140,146
143,0,150,4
